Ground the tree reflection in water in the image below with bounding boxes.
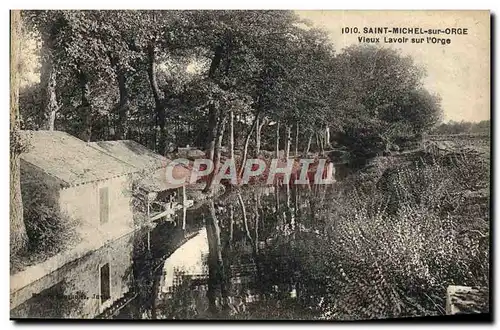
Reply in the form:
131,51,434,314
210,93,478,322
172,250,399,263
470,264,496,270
155,184,331,320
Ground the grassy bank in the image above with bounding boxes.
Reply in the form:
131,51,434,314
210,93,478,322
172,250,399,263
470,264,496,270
264,138,490,320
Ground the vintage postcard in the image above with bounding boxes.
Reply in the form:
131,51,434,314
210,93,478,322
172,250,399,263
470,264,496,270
9,10,490,320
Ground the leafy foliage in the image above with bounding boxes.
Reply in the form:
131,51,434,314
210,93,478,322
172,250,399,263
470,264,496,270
19,11,441,159
431,120,490,135
256,145,489,320
11,177,81,274
335,45,442,157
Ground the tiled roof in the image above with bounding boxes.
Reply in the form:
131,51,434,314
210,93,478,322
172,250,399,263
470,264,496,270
89,140,167,170
89,140,191,191
20,131,139,187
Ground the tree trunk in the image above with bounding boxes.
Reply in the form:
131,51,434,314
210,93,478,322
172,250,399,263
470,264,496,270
229,109,234,161
77,68,92,142
205,103,218,161
285,125,291,159
110,54,129,139
238,193,253,246
308,195,316,223
206,201,228,313
41,63,58,130
275,121,280,159
238,112,259,178
275,182,280,213
147,43,161,109
315,132,320,153
205,45,223,159
252,194,263,287
39,27,59,131
237,193,262,284
147,43,166,154
316,131,325,155
293,185,299,224
254,197,259,254
294,122,299,157
229,204,234,244
305,132,313,156
325,126,331,148
10,10,27,255
256,117,266,157
320,133,325,155
255,116,260,155
206,216,218,313
215,116,227,164
285,181,291,227
204,113,227,193
181,186,187,231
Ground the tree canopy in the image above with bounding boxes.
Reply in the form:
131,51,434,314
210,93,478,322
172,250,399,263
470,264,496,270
19,10,442,160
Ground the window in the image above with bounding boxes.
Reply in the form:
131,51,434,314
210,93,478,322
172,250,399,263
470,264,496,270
99,187,109,225
99,263,111,304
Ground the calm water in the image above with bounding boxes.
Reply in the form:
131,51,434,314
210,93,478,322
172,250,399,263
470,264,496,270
11,184,335,320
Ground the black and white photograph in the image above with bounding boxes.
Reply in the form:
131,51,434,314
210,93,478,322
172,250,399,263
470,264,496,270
9,9,490,321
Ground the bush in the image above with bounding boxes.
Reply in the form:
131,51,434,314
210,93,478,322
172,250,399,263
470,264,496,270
326,150,487,319
315,199,488,319
24,204,80,254
11,190,81,274
262,147,489,320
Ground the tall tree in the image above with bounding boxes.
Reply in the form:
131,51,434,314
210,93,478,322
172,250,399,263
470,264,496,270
26,10,119,141
124,10,199,154
196,11,299,190
335,45,442,156
22,10,66,130
11,10,28,255
206,201,228,313
98,10,143,140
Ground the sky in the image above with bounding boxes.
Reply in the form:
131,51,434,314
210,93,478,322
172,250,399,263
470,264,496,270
296,10,490,123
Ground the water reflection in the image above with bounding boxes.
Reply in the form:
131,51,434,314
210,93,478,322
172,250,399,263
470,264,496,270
11,184,332,320
11,230,135,319
159,228,209,295
154,185,331,320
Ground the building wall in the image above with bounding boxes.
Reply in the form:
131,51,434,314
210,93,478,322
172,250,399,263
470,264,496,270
20,160,63,214
20,161,135,242
10,231,135,318
15,162,138,318
59,175,135,242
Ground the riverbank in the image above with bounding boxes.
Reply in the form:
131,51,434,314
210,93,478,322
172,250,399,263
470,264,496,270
258,138,490,319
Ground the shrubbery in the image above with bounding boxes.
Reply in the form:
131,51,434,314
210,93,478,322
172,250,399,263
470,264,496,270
264,146,489,320
11,178,80,274
11,203,80,274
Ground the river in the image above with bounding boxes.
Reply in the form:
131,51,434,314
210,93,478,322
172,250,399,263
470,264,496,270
11,184,335,320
